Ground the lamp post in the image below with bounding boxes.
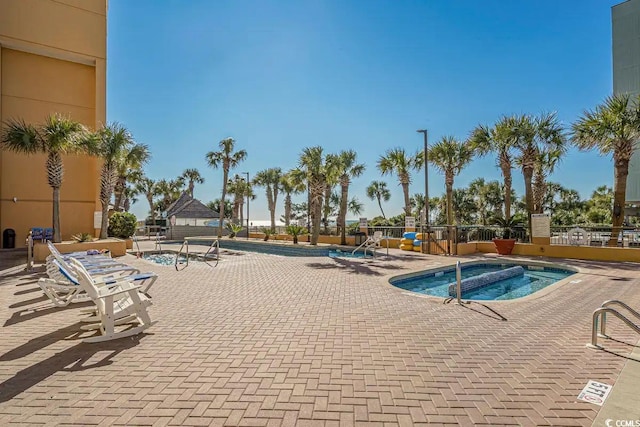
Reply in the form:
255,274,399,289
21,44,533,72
417,129,429,254
243,172,250,239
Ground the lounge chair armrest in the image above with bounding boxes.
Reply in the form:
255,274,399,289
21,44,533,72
96,283,141,299
89,266,140,276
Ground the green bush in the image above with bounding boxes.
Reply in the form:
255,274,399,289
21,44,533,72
108,212,137,239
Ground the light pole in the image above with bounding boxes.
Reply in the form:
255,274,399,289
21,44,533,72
243,172,250,240
417,129,429,254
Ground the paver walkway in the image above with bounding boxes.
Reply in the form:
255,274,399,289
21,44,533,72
1,245,639,426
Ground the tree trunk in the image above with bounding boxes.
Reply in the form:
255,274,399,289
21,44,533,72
523,166,534,241
446,182,453,226
610,159,629,246
323,185,331,234
267,187,276,232
148,196,156,225
189,181,195,198
53,187,61,243
339,181,348,245
113,176,126,212
401,182,411,216
284,194,292,227
100,203,109,239
500,153,512,220
218,169,229,238
377,196,386,219
312,192,322,245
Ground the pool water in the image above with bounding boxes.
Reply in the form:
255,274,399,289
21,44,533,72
328,249,373,259
390,263,575,300
143,253,190,266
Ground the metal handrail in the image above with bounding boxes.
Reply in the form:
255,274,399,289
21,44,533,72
175,237,220,271
587,306,640,350
599,300,640,338
352,237,378,258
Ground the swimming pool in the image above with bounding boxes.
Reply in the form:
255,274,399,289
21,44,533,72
390,262,576,300
165,240,373,258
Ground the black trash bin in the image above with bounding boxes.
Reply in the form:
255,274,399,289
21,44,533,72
354,231,366,246
2,228,16,249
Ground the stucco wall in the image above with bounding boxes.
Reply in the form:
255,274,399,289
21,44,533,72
0,0,106,246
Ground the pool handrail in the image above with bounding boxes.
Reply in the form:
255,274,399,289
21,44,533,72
587,300,640,350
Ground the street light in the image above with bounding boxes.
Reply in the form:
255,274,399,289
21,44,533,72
417,129,429,254
242,172,250,240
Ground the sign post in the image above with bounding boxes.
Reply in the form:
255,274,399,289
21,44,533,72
359,217,368,235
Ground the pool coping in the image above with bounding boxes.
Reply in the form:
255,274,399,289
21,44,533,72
387,258,585,304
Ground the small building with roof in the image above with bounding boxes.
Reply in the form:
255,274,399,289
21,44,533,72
165,192,219,226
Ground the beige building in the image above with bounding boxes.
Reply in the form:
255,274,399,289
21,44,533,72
0,0,106,247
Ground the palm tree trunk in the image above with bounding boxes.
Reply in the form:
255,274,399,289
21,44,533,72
113,176,126,212
267,188,276,232
500,154,512,220
523,166,534,240
323,185,331,234
610,160,629,246
446,183,453,226
340,182,348,245
284,194,292,227
377,196,386,219
312,193,322,245
401,182,411,216
147,196,156,225
218,169,229,238
189,181,195,198
52,187,61,243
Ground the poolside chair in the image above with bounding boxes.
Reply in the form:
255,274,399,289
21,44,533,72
40,260,125,307
41,258,157,306
68,258,155,343
351,231,384,257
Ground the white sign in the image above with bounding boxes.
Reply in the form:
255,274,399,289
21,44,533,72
577,380,612,406
93,211,102,229
359,217,368,228
170,215,176,226
405,216,416,228
531,213,551,238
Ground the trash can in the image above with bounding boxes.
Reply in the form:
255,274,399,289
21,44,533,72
354,232,366,246
2,228,16,249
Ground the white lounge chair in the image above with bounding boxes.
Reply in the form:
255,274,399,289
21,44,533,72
40,259,157,307
68,258,155,343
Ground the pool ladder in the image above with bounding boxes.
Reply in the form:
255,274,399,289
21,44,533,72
175,238,220,271
587,300,640,350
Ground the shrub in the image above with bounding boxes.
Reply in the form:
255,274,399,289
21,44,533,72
108,212,137,239
286,225,307,244
72,233,93,243
226,222,243,238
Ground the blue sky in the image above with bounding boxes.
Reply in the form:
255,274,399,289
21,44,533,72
108,0,619,222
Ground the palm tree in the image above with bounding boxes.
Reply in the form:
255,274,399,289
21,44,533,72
330,150,365,245
366,181,391,219
511,113,565,236
135,177,159,224
155,178,185,212
181,168,205,197
428,136,474,225
572,94,640,245
377,148,423,216
91,123,137,239
253,167,283,232
299,146,326,245
322,155,341,234
532,147,563,214
227,175,254,224
113,143,150,211
280,169,306,227
206,138,247,237
1,114,92,242
469,116,517,220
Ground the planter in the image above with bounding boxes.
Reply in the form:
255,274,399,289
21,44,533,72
493,238,516,255
125,238,133,250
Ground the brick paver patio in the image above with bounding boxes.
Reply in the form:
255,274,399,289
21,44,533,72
1,244,639,426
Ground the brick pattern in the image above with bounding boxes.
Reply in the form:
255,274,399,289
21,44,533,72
1,244,639,426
